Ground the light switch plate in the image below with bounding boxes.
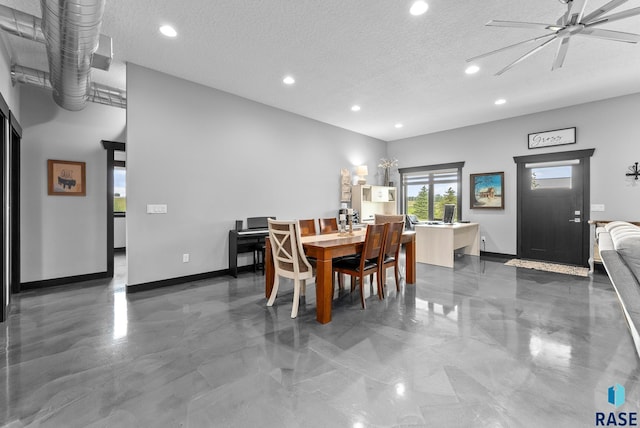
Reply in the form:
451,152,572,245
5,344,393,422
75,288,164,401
147,204,168,214
591,204,605,212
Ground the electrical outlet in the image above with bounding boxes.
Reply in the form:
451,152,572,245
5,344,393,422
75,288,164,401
183,253,189,263
481,236,486,243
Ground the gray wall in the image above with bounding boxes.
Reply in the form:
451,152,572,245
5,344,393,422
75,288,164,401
388,92,640,255
19,85,126,282
8,49,639,285
126,63,387,286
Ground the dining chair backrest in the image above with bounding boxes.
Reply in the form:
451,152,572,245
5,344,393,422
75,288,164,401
318,217,339,234
383,221,404,258
374,214,405,226
268,219,313,278
361,223,388,263
298,219,317,237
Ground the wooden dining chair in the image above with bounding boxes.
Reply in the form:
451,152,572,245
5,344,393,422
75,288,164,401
298,219,317,237
332,223,388,309
267,219,315,318
381,221,404,294
374,214,405,225
318,217,339,234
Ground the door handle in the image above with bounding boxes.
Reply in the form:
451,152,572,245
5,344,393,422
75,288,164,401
569,218,581,223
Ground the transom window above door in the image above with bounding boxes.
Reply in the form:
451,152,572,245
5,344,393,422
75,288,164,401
525,159,578,190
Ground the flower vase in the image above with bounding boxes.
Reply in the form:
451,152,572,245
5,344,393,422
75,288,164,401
383,168,390,186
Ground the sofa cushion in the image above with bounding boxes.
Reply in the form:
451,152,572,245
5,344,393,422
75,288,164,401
605,221,636,233
608,223,640,281
598,231,614,251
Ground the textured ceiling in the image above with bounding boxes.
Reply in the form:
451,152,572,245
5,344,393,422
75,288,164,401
2,0,640,141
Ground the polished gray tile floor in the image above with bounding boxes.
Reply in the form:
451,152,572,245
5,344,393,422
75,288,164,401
1,254,639,427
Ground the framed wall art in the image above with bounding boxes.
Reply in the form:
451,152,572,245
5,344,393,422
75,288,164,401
470,172,504,209
48,159,86,196
527,127,576,149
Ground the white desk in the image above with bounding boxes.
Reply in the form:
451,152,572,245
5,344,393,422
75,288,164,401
415,223,480,268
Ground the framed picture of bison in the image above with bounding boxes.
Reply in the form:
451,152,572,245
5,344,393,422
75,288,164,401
470,172,503,209
48,159,86,196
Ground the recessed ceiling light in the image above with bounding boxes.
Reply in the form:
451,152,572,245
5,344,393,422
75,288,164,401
410,1,429,16
351,105,361,112
395,123,404,128
283,75,295,85
495,98,507,105
465,65,480,75
159,25,177,38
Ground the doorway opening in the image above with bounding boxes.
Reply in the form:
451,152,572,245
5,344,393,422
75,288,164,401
102,140,126,280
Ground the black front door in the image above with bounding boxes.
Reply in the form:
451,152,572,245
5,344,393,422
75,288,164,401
515,149,594,267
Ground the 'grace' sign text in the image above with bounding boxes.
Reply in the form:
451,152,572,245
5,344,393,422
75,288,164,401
528,127,576,149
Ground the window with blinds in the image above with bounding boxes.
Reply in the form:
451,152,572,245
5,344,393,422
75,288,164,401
399,162,464,221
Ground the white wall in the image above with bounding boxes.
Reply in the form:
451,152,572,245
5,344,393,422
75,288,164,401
126,63,387,286
114,217,126,248
20,85,126,282
0,34,20,116
388,92,640,255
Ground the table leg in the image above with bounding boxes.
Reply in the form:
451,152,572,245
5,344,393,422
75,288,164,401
588,222,595,274
265,238,274,299
315,258,333,324
405,239,416,284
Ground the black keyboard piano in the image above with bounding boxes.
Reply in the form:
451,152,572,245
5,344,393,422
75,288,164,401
228,216,274,277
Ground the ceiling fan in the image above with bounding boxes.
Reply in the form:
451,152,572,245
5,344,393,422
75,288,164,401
467,0,640,75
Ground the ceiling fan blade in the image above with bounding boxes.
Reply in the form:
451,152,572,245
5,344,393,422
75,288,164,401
578,27,640,43
466,33,556,62
566,0,589,24
552,37,571,70
495,37,557,75
559,8,569,26
587,6,640,26
486,20,559,31
582,0,629,23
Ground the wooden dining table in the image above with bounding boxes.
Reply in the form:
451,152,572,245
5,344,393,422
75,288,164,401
265,229,416,324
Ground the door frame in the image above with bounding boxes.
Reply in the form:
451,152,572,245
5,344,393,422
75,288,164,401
1,93,7,322
102,140,125,278
513,148,595,265
9,113,21,294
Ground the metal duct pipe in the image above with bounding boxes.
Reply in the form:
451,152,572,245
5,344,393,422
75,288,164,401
0,5,112,71
11,64,126,109
0,4,45,43
10,65,51,89
88,82,126,109
40,0,106,111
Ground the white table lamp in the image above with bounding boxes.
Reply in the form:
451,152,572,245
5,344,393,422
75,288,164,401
356,165,368,185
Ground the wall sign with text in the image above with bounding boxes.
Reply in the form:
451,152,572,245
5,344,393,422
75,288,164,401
527,127,576,149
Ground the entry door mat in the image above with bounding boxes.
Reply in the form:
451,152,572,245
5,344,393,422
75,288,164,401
504,259,589,277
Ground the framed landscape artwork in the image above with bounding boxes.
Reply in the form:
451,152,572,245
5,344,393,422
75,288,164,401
48,159,86,196
470,172,504,209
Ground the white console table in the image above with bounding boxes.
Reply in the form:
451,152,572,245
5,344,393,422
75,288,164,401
415,223,480,268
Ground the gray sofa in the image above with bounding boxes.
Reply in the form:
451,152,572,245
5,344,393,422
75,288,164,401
597,221,640,358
